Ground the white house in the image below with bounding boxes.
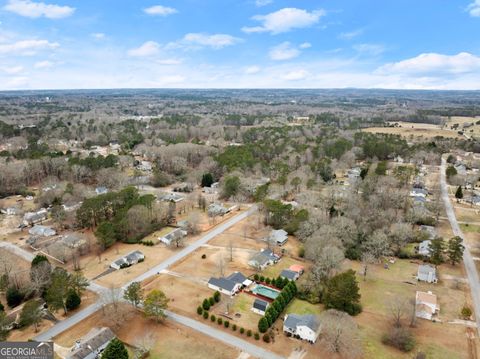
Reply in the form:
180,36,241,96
283,314,321,343
410,188,428,198
159,192,184,203
0,207,19,215
29,225,56,237
252,298,269,316
207,277,241,296
95,186,108,195
248,249,280,270
110,250,145,270
417,264,437,283
415,291,439,321
267,229,288,246
23,209,48,226
159,228,187,246
418,240,432,257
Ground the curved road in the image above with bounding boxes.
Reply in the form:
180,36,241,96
33,205,286,359
440,156,480,334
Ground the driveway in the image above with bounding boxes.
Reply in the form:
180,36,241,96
0,240,35,262
440,156,480,334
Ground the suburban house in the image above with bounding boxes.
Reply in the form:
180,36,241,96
289,264,305,275
283,314,321,343
415,291,440,321
159,192,184,203
62,233,88,249
208,203,229,217
248,249,280,270
110,250,145,270
207,277,241,296
22,209,48,226
418,240,432,257
417,264,438,283
0,207,19,215
203,182,219,194
95,186,108,195
267,229,289,246
410,188,428,198
29,225,56,237
252,298,269,316
226,271,252,287
66,327,115,359
159,228,187,246
280,269,299,281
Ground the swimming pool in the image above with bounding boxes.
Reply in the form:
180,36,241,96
252,284,280,300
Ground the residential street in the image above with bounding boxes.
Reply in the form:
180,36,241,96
34,204,281,359
0,240,35,261
440,156,480,333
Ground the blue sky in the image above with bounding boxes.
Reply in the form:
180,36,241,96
1,0,480,90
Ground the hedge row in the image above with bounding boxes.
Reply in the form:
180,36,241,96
258,281,297,333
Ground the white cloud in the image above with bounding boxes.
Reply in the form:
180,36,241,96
34,60,54,68
299,42,311,49
244,65,261,74
0,39,59,55
180,33,242,49
157,58,182,65
242,7,325,34
5,76,29,88
128,41,161,57
91,33,106,40
255,0,273,7
282,69,309,81
1,65,24,74
4,0,75,19
339,28,363,40
269,42,301,61
158,75,185,84
377,52,480,75
353,43,385,56
143,5,177,16
467,0,480,17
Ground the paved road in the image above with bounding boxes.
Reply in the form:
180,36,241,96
34,302,103,342
34,205,259,343
440,156,480,334
124,205,258,288
165,310,284,359
0,241,35,261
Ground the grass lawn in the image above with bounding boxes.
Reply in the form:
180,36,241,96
285,299,323,316
460,223,480,233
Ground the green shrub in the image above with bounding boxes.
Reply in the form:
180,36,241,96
65,290,81,311
461,306,473,319
232,324,237,331
247,330,252,337
254,274,259,281
224,320,230,328
217,317,223,325
197,306,203,315
211,315,216,322
263,333,271,343
202,299,210,311
214,291,221,302
6,286,24,308
259,276,265,282
203,311,209,319
254,332,260,340
265,278,271,284
201,254,207,259
240,327,245,334
209,297,215,306
382,327,416,352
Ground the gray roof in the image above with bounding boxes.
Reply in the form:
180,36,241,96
226,271,247,284
29,225,56,237
67,327,115,359
280,269,297,280
253,298,269,312
412,188,428,195
208,277,238,292
250,249,278,266
125,250,144,262
284,314,320,332
270,229,288,243
418,264,436,276
163,228,187,241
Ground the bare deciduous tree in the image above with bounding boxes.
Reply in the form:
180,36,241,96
321,309,362,358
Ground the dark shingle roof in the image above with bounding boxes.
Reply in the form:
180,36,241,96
284,314,320,332
280,269,297,280
208,277,237,292
226,271,247,284
253,298,269,312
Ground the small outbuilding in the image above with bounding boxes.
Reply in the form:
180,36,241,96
417,264,437,283
252,298,269,316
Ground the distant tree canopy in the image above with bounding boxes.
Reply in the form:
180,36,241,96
68,154,118,171
324,138,353,159
355,133,408,160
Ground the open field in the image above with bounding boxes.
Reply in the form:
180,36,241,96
363,122,461,139
54,307,241,359
347,259,474,358
444,116,480,137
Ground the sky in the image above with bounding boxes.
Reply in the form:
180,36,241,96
1,0,480,90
